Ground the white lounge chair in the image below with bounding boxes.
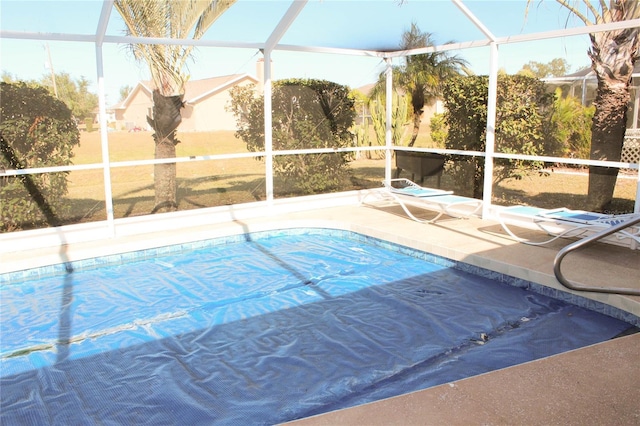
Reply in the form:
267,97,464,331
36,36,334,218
364,178,482,223
498,205,640,249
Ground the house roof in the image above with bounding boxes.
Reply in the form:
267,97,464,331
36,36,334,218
113,73,258,109
111,82,153,110
355,83,376,97
184,74,258,103
562,62,640,79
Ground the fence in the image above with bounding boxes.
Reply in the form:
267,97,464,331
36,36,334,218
622,129,640,165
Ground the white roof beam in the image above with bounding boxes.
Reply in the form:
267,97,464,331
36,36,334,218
2,16,637,57
451,0,497,42
384,40,493,59
497,18,640,44
96,0,114,45
382,18,640,58
272,44,383,57
102,35,264,50
265,0,308,52
0,30,96,42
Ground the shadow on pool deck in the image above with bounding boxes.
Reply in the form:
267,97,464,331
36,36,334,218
5,244,630,424
282,204,640,425
284,332,640,426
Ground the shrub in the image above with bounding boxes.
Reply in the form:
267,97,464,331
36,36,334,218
229,79,355,194
84,117,95,132
549,88,594,160
0,82,80,231
428,113,447,148
368,91,411,153
442,75,555,197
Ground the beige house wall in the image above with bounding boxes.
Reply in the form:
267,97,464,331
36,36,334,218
115,88,152,131
115,77,257,132
183,83,246,131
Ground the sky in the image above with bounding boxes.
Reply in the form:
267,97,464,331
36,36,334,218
0,0,599,106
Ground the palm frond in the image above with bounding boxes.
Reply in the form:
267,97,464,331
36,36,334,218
113,0,236,96
193,0,237,39
552,0,595,25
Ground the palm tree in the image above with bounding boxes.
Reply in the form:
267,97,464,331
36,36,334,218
544,0,639,211
372,23,468,148
114,0,236,212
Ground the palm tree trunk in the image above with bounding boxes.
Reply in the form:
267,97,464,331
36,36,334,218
153,144,177,212
407,112,421,148
586,81,630,212
148,90,183,213
583,7,639,212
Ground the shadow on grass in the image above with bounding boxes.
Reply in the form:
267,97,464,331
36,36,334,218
45,163,638,228
493,185,635,214
59,168,389,225
60,175,268,223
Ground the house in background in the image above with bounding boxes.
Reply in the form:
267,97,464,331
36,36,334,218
113,73,259,132
544,62,640,130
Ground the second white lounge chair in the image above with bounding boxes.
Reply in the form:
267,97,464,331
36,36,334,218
498,205,640,249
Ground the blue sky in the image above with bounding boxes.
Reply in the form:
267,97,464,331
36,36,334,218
1,0,596,105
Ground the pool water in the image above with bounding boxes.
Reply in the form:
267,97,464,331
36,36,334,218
0,229,636,424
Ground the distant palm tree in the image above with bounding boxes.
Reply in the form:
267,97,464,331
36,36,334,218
541,0,639,211
114,0,236,212
373,23,468,148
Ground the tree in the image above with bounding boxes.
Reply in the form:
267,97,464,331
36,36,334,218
550,88,595,159
518,58,570,78
442,75,555,198
40,72,98,122
532,0,639,211
0,82,80,231
119,85,133,102
1,72,98,122
1,71,17,83
372,23,468,148
228,79,356,194
350,88,374,158
369,91,410,148
114,0,236,213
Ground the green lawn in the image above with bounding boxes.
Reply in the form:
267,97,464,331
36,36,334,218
62,130,636,224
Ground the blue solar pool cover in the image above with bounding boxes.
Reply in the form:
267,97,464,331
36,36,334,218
0,232,634,424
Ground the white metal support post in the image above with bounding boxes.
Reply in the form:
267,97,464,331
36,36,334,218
482,41,499,219
263,50,274,203
635,158,640,214
452,0,499,219
96,0,115,236
633,81,639,129
384,57,393,184
262,0,307,204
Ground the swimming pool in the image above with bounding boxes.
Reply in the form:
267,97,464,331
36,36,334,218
1,228,637,424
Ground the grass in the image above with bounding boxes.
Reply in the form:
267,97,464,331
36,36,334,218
59,130,637,224
493,169,636,214
68,131,268,221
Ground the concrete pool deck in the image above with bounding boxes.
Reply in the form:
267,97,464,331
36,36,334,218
2,202,639,424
